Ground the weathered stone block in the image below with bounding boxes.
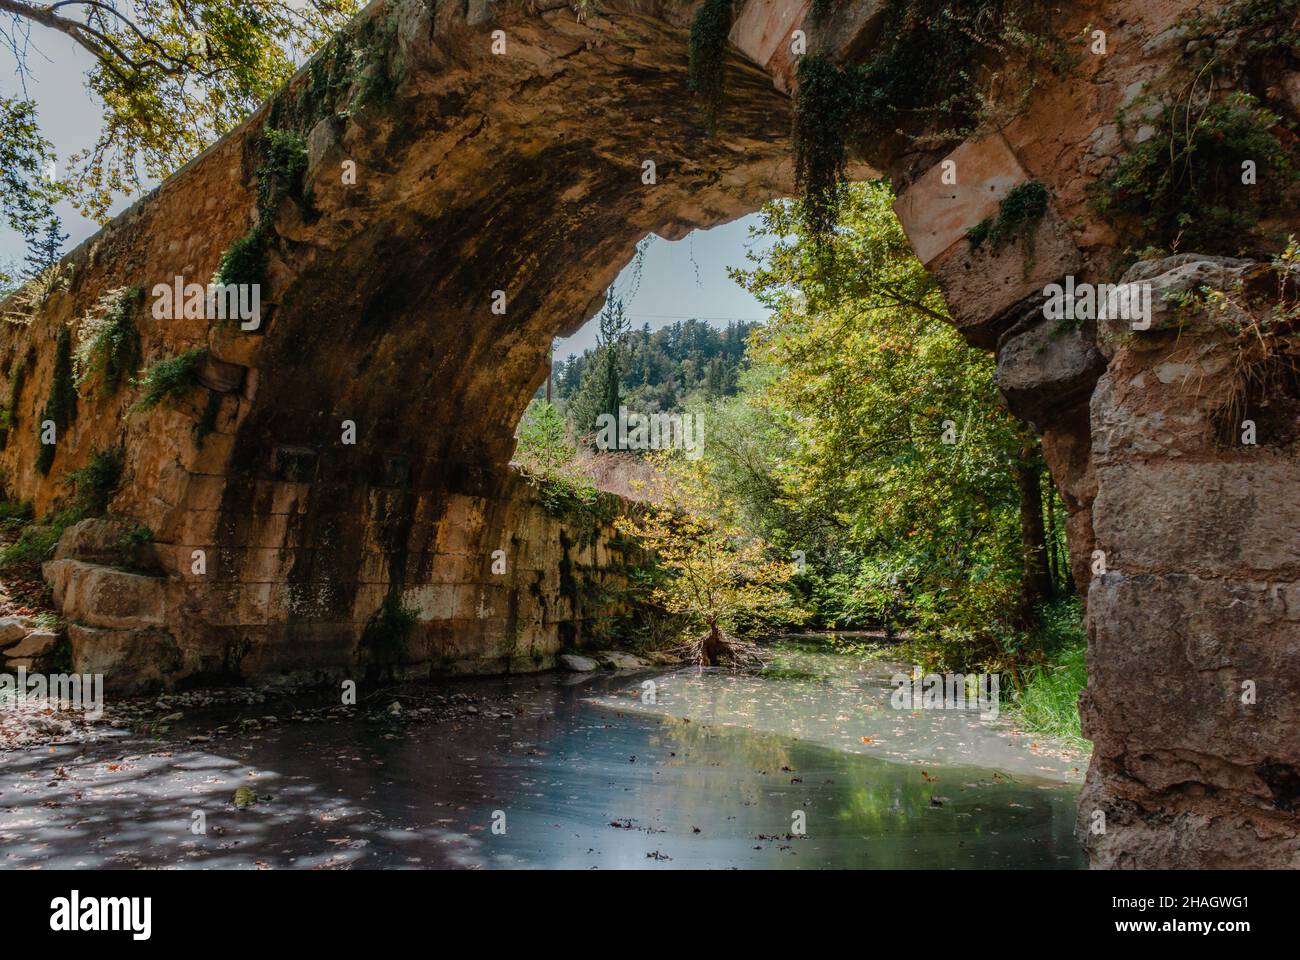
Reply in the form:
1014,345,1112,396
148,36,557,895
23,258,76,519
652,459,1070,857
44,559,167,629
3,629,60,659
68,623,182,694
1087,572,1300,765
929,205,1082,349
0,617,27,649
1092,459,1300,578
730,0,810,71
893,132,1027,266
996,309,1105,427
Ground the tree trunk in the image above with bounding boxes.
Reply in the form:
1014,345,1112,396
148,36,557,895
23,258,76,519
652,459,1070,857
1044,470,1059,594
1013,446,1052,618
701,622,725,666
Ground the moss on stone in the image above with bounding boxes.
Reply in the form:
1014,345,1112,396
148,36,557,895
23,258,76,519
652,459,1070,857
0,351,30,450
361,594,418,664
967,180,1049,251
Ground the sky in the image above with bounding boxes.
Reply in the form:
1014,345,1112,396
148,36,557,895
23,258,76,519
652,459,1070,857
0,29,114,271
554,215,773,358
2,26,773,347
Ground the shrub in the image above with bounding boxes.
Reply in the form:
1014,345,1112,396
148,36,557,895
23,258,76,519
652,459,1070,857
213,226,267,289
132,348,206,411
65,447,123,514
0,506,82,572
73,285,141,393
1092,92,1297,256
361,594,418,664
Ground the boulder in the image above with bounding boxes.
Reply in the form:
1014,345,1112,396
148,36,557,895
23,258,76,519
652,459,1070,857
592,651,652,671
3,629,60,660
996,304,1106,427
1098,255,1262,356
0,617,27,650
559,654,599,672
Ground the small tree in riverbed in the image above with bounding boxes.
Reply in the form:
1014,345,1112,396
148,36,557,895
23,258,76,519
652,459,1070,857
616,459,804,666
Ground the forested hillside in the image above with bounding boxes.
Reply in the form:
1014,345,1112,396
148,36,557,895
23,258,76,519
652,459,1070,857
545,316,758,427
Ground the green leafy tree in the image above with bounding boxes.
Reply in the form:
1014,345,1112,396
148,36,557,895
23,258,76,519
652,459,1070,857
615,458,805,665
728,182,1064,670
0,97,67,251
0,0,361,222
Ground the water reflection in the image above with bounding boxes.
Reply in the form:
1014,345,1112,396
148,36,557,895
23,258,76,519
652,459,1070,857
0,640,1085,869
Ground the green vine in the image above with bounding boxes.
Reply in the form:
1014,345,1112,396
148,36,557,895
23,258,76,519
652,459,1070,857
793,55,863,242
211,126,310,292
35,326,77,475
687,0,733,131
0,351,29,450
791,0,1061,238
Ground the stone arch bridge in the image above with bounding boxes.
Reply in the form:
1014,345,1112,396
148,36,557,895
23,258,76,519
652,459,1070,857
1,0,1296,868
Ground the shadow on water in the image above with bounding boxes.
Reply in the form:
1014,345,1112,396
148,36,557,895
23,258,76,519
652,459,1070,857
0,641,1086,869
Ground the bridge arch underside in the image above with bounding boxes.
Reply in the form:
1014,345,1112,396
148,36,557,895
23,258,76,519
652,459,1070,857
14,2,802,692
213,12,797,676
4,0,1298,870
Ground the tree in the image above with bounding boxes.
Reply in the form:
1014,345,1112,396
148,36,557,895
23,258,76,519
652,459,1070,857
0,97,66,253
729,181,1061,670
23,216,68,278
615,458,804,665
514,398,574,475
567,291,629,433
0,0,360,222
596,293,629,420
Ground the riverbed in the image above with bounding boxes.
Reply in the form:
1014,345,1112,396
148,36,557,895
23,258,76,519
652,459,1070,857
0,640,1086,869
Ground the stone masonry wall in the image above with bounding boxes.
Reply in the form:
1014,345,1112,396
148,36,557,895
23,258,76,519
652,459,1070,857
0,0,1296,868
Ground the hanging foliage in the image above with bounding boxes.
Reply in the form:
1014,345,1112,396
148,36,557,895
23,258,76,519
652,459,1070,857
688,0,734,130
792,1,1060,239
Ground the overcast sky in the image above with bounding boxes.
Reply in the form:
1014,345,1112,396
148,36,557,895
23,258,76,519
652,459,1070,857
2,28,773,348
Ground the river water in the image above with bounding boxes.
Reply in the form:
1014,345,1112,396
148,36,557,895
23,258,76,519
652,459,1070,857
0,639,1086,869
